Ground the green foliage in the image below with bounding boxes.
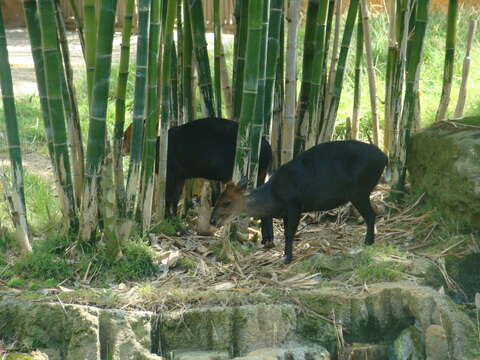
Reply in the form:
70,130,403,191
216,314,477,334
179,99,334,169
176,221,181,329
175,257,197,271
354,246,407,282
153,216,186,236
99,240,157,282
7,277,26,288
1,232,157,286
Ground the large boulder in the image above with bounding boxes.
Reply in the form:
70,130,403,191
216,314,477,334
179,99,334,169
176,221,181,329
407,117,480,230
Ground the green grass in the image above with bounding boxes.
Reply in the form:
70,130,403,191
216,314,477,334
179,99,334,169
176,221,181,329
0,232,158,288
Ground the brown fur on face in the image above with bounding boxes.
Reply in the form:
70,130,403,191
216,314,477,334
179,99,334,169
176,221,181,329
210,181,248,227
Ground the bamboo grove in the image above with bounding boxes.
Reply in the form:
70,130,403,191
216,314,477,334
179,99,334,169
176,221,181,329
0,0,477,254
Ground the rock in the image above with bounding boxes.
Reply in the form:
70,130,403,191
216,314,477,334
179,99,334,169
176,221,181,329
294,282,480,358
161,304,297,355
338,343,389,360
174,351,230,360
391,325,425,360
0,301,160,360
233,344,330,360
407,117,480,230
425,325,449,360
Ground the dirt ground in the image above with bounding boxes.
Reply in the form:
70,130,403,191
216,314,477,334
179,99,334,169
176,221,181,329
5,29,233,97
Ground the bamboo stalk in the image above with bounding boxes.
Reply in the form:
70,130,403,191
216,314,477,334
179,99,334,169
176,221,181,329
232,0,264,181
388,0,410,177
453,20,477,119
323,0,342,116
304,0,330,150
176,1,184,125
139,0,161,230
249,0,270,183
213,0,222,117
384,0,397,154
157,0,177,220
232,0,249,120
125,0,150,223
281,0,300,164
435,0,458,122
84,0,97,107
220,40,233,119
38,0,78,232
0,5,31,252
80,0,118,241
295,0,319,144
182,0,194,122
22,0,58,191
319,0,359,143
66,0,85,58
188,0,215,117
271,15,284,169
359,0,379,146
396,0,430,194
263,0,283,138
55,0,85,205
351,8,363,141
113,0,134,216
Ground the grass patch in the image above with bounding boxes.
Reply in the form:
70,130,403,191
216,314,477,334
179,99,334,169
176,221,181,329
354,245,408,283
0,233,158,287
152,216,186,236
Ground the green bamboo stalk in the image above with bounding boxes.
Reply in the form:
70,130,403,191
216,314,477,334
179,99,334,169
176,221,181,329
323,0,342,118
170,40,179,126
262,0,283,138
176,0,184,125
22,0,55,167
222,0,264,256
384,0,397,154
0,5,31,252
67,0,85,58
38,0,78,232
232,0,249,120
319,0,359,143
80,0,118,241
157,0,177,220
281,0,300,164
396,0,430,193
188,0,215,117
435,0,458,122
232,0,263,181
351,8,363,141
264,0,283,137
249,0,270,182
388,0,411,174
220,40,233,119
55,0,85,205
138,0,161,230
454,20,477,119
270,14,284,169
113,0,134,216
125,0,150,221
295,0,319,141
304,0,330,151
182,0,194,122
359,0,379,146
213,0,222,117
84,0,97,107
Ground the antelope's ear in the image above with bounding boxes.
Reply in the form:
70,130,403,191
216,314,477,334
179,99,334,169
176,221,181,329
237,176,249,190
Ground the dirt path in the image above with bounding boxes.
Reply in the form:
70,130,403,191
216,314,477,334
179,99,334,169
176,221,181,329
6,29,233,97
6,28,139,96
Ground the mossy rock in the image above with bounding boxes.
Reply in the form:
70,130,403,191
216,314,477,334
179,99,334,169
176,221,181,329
407,117,480,231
